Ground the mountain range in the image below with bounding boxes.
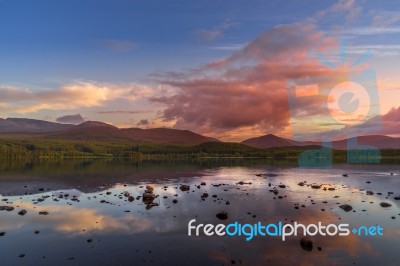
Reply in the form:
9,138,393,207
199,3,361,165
0,118,218,145
0,118,399,149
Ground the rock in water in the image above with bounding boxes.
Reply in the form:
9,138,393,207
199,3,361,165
18,209,27,216
0,206,14,211
128,196,135,202
339,204,353,212
380,202,392,208
180,185,190,192
146,185,154,192
142,193,155,200
300,237,313,252
216,211,228,220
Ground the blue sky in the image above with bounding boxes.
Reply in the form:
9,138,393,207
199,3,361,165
0,0,355,85
0,0,399,140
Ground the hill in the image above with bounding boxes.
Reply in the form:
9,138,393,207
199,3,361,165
242,133,400,150
0,118,218,145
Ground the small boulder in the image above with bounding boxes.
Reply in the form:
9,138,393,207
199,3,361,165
300,237,313,252
142,193,155,200
380,202,392,208
216,211,228,220
339,204,353,212
18,209,27,216
180,185,190,192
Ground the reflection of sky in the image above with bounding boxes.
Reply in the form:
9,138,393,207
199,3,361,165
0,166,399,265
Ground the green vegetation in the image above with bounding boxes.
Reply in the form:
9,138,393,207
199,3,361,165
0,138,399,163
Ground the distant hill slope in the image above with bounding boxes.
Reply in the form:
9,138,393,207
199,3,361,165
241,134,309,148
121,127,219,145
48,121,128,141
0,118,219,145
1,118,399,149
329,135,400,149
0,118,74,133
242,133,400,150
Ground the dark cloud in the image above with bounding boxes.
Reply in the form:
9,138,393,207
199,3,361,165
56,114,85,125
97,110,150,114
137,119,149,127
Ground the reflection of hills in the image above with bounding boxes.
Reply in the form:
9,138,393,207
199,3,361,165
0,159,293,196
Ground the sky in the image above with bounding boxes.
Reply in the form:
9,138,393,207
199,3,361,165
0,0,399,141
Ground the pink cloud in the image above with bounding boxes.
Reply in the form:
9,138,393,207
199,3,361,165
152,23,341,136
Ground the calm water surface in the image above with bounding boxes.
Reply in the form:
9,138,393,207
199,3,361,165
0,160,399,265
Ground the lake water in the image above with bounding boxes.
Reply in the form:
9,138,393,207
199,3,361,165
0,159,399,265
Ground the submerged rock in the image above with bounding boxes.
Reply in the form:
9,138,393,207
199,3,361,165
216,211,228,220
311,184,321,189
366,191,374,195
300,237,313,252
128,196,135,202
0,232,5,236
339,204,353,212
